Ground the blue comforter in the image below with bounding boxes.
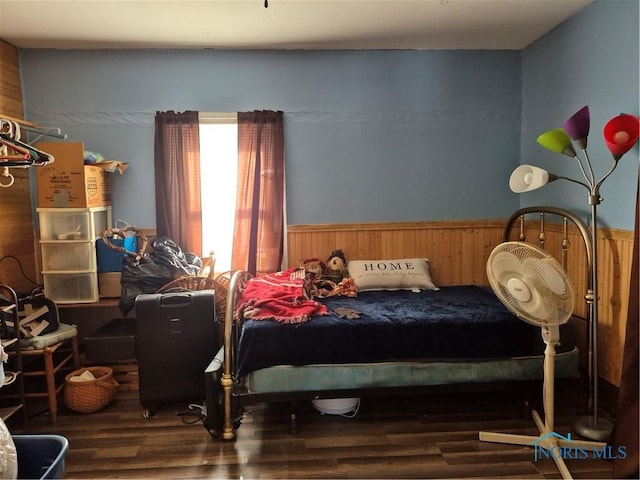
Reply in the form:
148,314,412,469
236,285,573,376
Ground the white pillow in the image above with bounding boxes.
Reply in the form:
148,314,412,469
347,258,439,292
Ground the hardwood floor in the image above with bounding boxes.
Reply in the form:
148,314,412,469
13,383,616,479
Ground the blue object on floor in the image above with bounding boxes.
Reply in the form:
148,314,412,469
12,435,69,479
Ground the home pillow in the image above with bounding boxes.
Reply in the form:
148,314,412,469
347,258,439,292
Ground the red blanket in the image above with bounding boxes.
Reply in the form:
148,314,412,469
236,267,328,324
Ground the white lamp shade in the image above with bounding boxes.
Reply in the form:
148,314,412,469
509,165,550,193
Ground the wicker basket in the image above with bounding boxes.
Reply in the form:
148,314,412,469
101,225,148,262
64,366,119,413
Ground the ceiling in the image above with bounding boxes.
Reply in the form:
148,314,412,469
0,0,594,51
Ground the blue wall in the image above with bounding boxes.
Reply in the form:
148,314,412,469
20,0,637,230
21,50,521,228
521,0,639,230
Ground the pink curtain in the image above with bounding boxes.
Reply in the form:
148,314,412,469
154,111,202,254
231,111,284,276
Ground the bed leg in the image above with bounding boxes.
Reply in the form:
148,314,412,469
221,373,235,440
289,401,300,436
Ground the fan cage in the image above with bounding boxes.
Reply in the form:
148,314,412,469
487,241,574,327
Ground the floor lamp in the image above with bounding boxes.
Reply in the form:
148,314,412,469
509,106,639,442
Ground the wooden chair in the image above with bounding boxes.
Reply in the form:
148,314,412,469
16,323,80,422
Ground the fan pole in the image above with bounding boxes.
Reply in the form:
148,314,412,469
573,199,614,442
480,336,607,480
542,339,554,435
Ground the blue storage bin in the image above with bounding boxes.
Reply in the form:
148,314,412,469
12,435,69,479
96,236,137,272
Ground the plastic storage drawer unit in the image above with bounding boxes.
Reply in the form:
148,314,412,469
41,242,97,271
38,206,112,303
37,207,111,241
42,272,99,303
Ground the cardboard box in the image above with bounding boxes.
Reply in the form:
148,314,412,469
98,272,122,298
36,142,113,208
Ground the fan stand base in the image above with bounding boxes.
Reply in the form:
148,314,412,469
573,415,614,442
479,410,606,480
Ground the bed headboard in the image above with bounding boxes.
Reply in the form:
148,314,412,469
503,206,593,311
503,206,593,276
502,205,594,369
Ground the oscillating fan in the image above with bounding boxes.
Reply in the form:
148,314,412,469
479,242,605,480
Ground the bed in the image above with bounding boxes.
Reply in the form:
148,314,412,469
206,206,590,441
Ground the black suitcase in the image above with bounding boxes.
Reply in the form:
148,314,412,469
135,290,216,417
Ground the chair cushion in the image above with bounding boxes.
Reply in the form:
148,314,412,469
20,323,77,350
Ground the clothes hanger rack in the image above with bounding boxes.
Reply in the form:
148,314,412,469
0,116,65,188
20,124,67,141
0,115,67,142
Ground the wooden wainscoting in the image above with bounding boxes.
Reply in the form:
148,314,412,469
288,220,506,287
596,228,635,385
0,167,37,292
0,40,39,291
520,223,634,387
0,41,24,118
287,219,633,387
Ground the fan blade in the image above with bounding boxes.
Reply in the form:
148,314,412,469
540,258,568,296
516,282,554,322
530,291,555,320
492,251,524,289
523,257,566,296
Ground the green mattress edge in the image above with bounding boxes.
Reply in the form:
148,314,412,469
245,347,579,394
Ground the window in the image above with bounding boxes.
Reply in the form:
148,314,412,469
199,113,238,273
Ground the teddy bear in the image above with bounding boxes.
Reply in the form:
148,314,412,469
304,250,357,298
323,249,348,283
300,258,325,277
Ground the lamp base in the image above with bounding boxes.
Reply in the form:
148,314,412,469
574,415,614,442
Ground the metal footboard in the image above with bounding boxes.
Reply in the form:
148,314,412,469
221,270,252,440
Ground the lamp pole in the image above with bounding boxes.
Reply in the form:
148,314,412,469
556,154,620,442
548,170,616,442
511,109,639,443
573,186,615,442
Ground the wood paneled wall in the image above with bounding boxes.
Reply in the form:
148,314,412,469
287,219,633,387
0,40,38,292
518,223,634,386
288,220,506,286
0,41,24,119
